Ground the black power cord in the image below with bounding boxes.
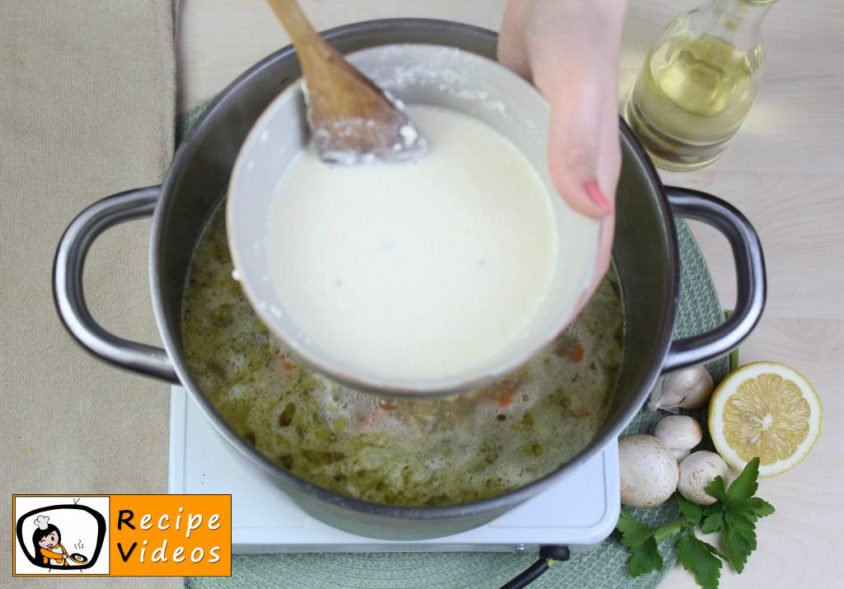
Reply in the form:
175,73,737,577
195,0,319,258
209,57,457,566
500,545,571,589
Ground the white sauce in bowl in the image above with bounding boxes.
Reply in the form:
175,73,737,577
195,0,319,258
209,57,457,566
267,105,558,381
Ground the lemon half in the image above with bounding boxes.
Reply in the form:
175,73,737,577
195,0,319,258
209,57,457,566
708,361,822,477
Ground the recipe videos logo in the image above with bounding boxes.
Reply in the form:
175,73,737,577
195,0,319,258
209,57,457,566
12,495,231,577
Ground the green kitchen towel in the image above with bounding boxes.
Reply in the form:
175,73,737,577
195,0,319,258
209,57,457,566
179,105,727,589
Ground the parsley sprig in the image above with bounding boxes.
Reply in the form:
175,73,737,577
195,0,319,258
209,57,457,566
616,457,775,589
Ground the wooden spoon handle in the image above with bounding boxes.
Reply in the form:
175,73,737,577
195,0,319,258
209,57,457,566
267,0,338,72
265,0,394,120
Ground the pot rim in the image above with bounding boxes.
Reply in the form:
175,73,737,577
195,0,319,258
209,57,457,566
151,17,678,520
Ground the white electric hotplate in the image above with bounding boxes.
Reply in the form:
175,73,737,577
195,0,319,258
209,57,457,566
168,386,619,553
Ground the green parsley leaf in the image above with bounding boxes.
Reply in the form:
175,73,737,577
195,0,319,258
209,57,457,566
616,511,672,577
678,495,704,524
700,510,725,534
653,519,688,542
717,457,774,572
723,511,756,572
678,534,722,589
737,496,776,520
628,536,664,577
726,457,760,502
617,510,654,549
705,475,727,502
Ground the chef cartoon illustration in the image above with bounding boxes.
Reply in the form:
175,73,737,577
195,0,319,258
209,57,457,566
14,497,105,575
31,515,69,567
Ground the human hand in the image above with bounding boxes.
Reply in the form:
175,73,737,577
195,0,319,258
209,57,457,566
498,0,629,297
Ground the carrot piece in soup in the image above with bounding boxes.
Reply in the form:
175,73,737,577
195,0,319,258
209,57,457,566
569,342,585,363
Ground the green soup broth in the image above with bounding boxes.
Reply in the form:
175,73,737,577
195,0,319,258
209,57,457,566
181,204,624,506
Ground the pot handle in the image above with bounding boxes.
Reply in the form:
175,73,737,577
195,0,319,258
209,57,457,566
53,186,179,383
662,187,766,373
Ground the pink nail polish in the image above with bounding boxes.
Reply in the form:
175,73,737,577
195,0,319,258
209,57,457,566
584,182,613,215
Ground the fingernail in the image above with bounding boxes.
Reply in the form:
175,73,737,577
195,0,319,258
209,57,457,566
584,181,613,216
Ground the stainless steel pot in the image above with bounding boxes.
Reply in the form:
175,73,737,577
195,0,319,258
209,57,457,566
54,19,765,540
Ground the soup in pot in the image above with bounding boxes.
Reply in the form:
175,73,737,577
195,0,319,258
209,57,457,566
182,206,623,506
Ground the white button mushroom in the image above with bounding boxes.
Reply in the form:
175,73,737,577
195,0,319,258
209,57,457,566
619,434,680,508
654,415,703,462
677,451,731,506
648,365,714,412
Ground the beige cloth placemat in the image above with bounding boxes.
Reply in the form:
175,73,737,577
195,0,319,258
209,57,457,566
1,2,180,587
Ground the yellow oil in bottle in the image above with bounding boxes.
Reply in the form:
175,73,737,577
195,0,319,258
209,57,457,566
625,32,761,171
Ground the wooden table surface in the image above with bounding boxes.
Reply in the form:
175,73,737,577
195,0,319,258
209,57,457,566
177,1,844,587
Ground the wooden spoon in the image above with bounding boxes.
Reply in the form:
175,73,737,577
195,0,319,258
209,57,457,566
267,0,426,164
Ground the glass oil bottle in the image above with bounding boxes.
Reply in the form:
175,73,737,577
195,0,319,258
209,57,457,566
624,0,778,171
